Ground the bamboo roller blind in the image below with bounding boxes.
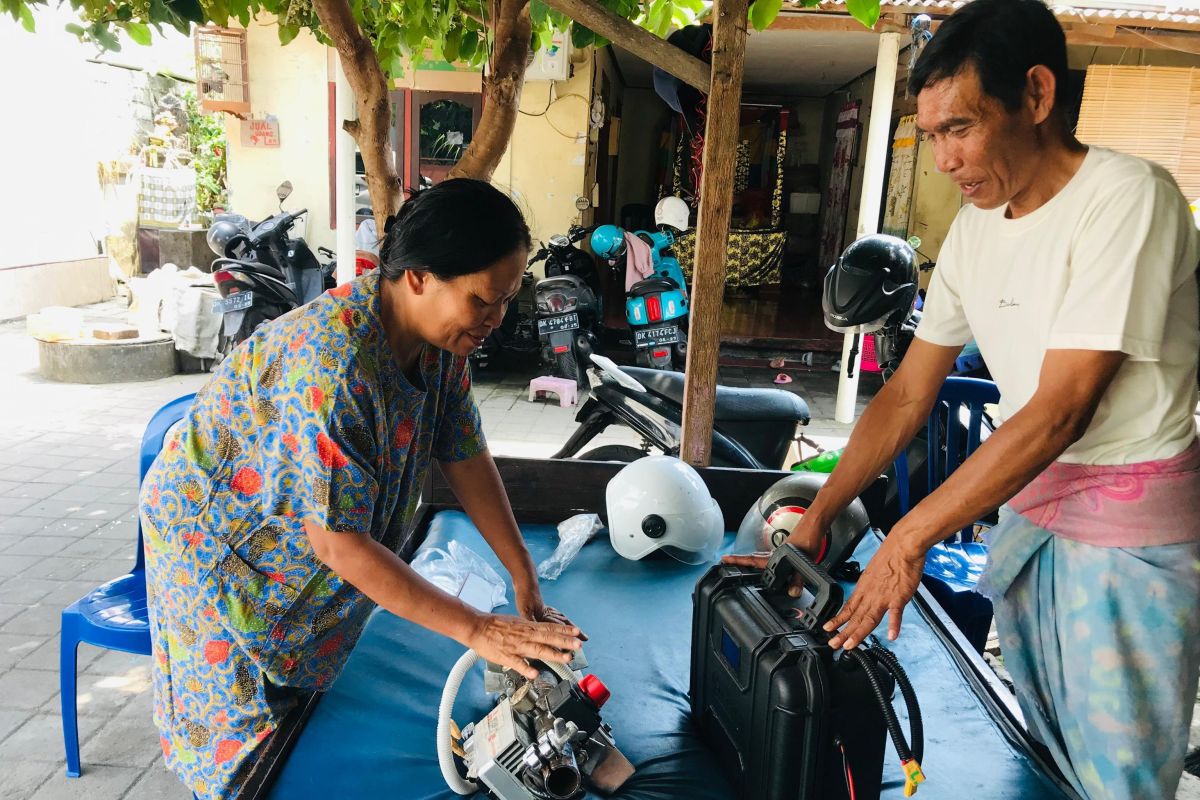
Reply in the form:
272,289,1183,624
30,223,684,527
1075,65,1200,201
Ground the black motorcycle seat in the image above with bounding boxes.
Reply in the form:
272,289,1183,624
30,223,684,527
538,275,587,290
629,277,678,297
623,366,810,423
219,259,288,283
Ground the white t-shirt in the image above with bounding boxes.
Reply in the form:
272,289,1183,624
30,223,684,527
916,147,1199,465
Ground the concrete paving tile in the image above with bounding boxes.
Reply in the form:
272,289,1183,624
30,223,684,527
0,759,56,798
20,558,91,582
125,757,193,800
0,668,61,711
2,482,68,502
0,706,34,744
74,471,136,490
0,632,46,668
28,763,140,800
45,665,148,722
58,536,132,560
70,559,137,586
74,692,157,769
36,517,111,539
0,496,38,516
1,604,64,637
0,534,20,552
62,504,132,523
0,603,23,626
0,554,46,577
84,650,149,678
4,535,75,558
0,515,51,536
0,465,49,482
19,635,103,673
0,578,60,606
47,485,114,505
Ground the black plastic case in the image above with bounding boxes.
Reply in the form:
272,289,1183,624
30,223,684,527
690,546,892,800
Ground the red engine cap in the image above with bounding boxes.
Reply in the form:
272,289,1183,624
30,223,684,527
579,674,610,709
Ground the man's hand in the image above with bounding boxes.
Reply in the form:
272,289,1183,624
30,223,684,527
824,532,926,649
465,613,584,680
721,513,827,596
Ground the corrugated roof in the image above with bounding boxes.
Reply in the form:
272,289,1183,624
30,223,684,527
808,0,1200,27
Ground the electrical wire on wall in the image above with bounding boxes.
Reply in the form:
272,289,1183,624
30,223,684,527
519,82,589,140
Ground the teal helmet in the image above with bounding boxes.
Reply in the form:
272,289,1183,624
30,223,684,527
590,225,626,260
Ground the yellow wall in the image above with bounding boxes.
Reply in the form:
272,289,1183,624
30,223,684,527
224,19,335,252
909,136,961,285
494,57,594,270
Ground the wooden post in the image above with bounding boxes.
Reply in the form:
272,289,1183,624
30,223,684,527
541,0,711,92
679,0,749,467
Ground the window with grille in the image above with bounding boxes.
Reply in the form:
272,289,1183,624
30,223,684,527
195,26,251,116
1075,65,1200,200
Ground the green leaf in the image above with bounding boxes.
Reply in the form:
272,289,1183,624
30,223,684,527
93,25,122,52
442,27,461,62
278,22,300,45
18,4,33,32
168,0,205,23
404,22,427,49
126,22,152,45
748,0,781,31
846,0,880,29
459,31,477,62
530,0,549,26
570,23,596,49
65,22,86,36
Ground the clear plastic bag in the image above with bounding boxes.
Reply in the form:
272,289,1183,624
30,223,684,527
411,540,508,612
537,514,604,580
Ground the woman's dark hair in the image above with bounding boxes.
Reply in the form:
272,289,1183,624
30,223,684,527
908,0,1068,113
379,178,532,280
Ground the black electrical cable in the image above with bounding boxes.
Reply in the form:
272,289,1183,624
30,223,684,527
867,642,924,766
845,648,913,764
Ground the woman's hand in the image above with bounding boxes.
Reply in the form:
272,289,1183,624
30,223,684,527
514,583,588,641
465,613,584,680
823,531,926,650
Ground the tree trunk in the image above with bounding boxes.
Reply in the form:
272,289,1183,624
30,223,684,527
448,0,532,180
311,0,401,236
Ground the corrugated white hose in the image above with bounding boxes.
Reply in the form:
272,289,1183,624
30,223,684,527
439,649,482,795
438,649,577,796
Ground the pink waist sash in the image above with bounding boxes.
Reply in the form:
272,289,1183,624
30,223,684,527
1008,439,1200,547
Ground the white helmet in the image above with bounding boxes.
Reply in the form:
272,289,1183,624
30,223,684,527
605,455,723,564
654,196,690,231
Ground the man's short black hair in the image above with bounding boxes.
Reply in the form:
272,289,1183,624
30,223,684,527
908,0,1069,113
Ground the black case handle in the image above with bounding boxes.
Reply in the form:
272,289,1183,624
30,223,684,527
762,544,844,630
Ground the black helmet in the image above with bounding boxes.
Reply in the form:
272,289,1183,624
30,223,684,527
206,220,249,258
822,234,917,333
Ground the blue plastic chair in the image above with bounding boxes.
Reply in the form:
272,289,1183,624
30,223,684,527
60,393,195,778
894,377,999,653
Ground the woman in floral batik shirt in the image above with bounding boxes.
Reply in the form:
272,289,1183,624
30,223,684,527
139,180,584,799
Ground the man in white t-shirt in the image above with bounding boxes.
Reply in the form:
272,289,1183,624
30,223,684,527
726,1,1200,797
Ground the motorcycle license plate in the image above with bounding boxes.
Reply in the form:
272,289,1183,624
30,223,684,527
537,312,579,336
634,324,679,348
213,291,255,313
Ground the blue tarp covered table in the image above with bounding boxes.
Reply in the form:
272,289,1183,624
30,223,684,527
268,510,1072,799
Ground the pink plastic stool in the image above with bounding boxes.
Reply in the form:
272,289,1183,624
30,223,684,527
528,375,578,408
